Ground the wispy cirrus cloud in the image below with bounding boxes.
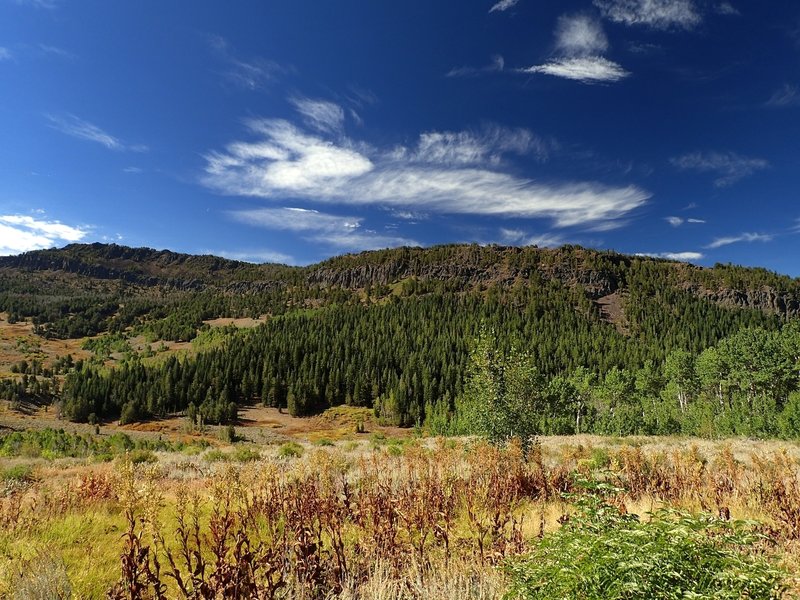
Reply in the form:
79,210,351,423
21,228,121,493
671,151,769,187
207,248,295,265
392,125,551,165
715,2,740,16
499,228,566,248
290,97,346,135
521,57,629,84
0,47,12,61
37,44,75,60
489,0,519,13
13,0,58,8
208,35,283,91
636,251,704,262
45,113,147,152
593,0,701,30
203,112,649,230
0,214,89,255
229,207,418,252
765,84,800,108
520,14,629,84
447,55,505,78
705,232,773,249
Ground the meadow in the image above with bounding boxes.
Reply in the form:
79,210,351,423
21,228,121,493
1,425,799,599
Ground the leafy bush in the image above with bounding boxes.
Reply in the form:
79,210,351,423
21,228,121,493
231,446,260,462
505,494,787,600
277,441,304,458
203,449,229,463
127,449,157,465
1,464,34,484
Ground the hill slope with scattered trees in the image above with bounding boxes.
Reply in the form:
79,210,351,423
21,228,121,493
2,242,800,437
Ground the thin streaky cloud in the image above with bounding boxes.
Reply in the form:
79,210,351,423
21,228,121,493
45,113,147,152
500,228,566,248
208,34,283,91
209,248,295,265
687,218,706,224
671,151,769,187
521,57,630,84
229,207,419,252
38,44,75,60
705,232,773,249
0,47,12,61
204,118,650,230
636,251,704,262
716,2,739,16
13,0,58,8
765,84,800,108
447,55,504,78
291,97,345,135
594,0,701,30
489,0,519,13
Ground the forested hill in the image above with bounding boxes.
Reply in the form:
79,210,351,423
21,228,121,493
3,242,800,436
2,242,800,310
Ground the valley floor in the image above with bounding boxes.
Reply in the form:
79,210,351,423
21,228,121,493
1,412,799,598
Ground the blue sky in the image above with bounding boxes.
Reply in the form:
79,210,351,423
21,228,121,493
1,0,799,275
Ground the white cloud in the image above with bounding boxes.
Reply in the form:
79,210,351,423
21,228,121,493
716,2,739,16
229,207,418,251
521,57,630,84
447,55,505,78
671,151,769,187
765,84,800,108
594,0,701,30
520,13,628,84
666,216,705,227
291,97,346,135
705,232,773,249
0,214,89,255
499,228,566,247
45,113,146,152
666,216,684,227
555,14,609,56
122,166,143,174
405,125,549,165
489,0,519,13
0,47,12,61
204,119,650,229
209,249,295,265
636,251,704,262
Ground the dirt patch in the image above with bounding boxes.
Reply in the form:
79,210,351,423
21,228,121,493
595,292,629,335
204,316,268,329
0,314,91,375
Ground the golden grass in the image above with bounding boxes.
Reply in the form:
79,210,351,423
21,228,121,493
1,435,799,598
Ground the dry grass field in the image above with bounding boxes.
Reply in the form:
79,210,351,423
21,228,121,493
1,429,799,599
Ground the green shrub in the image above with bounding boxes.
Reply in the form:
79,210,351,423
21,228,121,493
1,464,34,484
203,449,229,463
277,442,304,459
128,449,157,465
231,446,260,462
505,494,787,600
315,438,335,447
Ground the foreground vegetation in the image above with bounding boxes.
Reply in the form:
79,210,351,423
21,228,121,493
1,433,799,598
